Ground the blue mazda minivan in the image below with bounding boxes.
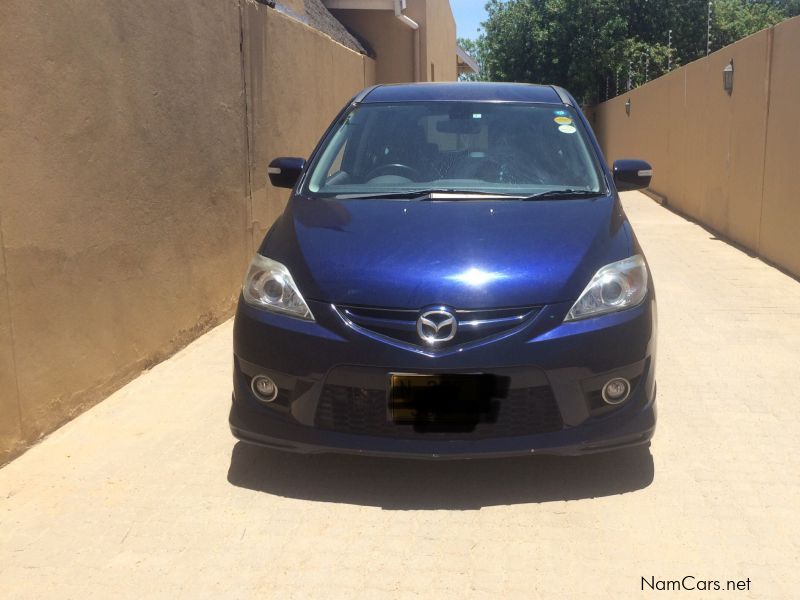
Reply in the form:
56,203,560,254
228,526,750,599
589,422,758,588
229,83,656,458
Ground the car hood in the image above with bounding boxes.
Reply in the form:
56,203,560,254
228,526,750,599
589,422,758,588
260,195,631,309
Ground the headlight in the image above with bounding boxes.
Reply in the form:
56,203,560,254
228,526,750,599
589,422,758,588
565,255,648,321
242,254,314,320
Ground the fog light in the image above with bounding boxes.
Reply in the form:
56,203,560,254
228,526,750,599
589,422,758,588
601,377,631,405
251,375,278,403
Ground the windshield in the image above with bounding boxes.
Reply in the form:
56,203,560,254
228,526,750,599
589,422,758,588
303,101,605,198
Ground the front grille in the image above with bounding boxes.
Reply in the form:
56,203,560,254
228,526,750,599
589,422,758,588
315,383,563,439
336,304,541,349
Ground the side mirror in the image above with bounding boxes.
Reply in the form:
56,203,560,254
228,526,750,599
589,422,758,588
267,157,305,188
612,159,652,191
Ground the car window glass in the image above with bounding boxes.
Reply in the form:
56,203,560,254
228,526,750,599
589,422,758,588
306,102,604,196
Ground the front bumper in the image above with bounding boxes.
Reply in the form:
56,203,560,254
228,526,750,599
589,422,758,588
230,295,657,458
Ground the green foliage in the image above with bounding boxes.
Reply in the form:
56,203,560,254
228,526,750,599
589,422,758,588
457,37,487,81
711,0,787,48
472,0,799,104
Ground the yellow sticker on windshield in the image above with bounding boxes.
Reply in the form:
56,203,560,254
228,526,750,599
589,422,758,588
554,116,573,125
558,124,577,134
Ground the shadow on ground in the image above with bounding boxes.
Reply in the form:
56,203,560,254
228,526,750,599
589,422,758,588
227,442,654,509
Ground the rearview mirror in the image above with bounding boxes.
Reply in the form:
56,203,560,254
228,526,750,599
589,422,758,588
268,157,305,188
612,159,652,191
436,119,482,135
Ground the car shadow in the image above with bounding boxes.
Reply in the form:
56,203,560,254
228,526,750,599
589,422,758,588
226,442,654,509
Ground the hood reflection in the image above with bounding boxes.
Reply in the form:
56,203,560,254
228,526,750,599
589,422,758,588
446,267,508,287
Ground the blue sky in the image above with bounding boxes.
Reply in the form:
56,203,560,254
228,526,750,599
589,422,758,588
451,0,488,40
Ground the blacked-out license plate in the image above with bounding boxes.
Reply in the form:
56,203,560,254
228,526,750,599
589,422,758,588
388,373,503,430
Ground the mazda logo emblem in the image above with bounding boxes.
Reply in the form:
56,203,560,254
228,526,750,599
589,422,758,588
417,309,457,344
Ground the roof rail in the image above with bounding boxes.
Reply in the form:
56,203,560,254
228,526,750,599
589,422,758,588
353,84,381,103
551,86,574,106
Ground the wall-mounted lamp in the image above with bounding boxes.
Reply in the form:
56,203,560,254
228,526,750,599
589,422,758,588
723,60,734,95
625,98,631,116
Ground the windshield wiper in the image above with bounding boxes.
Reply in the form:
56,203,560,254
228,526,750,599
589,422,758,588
334,189,522,200
520,189,605,201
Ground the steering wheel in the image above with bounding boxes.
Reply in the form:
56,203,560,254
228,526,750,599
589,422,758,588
365,163,423,182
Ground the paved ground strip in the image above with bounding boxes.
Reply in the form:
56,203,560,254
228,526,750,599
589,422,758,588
1,192,799,598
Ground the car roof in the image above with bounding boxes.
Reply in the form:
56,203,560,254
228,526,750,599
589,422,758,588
359,82,568,105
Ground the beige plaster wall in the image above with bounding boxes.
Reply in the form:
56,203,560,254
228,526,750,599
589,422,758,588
0,0,378,463
594,17,799,278
0,0,250,461
760,17,800,277
243,4,377,246
0,237,22,459
333,9,415,83
332,0,457,84
421,0,458,82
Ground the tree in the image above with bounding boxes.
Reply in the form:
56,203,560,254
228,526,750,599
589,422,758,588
457,37,486,81
479,0,629,103
474,0,800,104
712,0,788,48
